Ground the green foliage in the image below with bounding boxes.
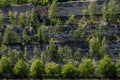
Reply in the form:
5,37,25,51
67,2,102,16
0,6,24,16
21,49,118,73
23,46,28,60
18,13,25,27
30,59,43,78
0,44,8,55
36,25,49,43
48,0,58,19
96,55,116,77
78,58,95,76
74,24,85,41
88,1,96,22
102,3,107,22
22,30,30,43
74,48,82,61
33,46,40,59
107,0,118,23
66,15,75,25
2,27,20,44
2,26,11,44
45,62,60,76
0,56,12,76
9,11,18,25
57,46,64,62
54,19,62,33
116,60,120,75
0,10,3,23
13,59,27,77
0,0,6,6
89,36,100,59
61,62,77,78
46,39,56,61
64,46,73,62
82,9,87,20
99,37,107,56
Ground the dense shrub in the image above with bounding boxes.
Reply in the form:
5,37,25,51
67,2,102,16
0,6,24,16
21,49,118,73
13,59,27,78
116,60,120,75
78,58,95,77
96,55,117,77
0,56,12,77
45,62,60,76
30,59,43,78
61,62,77,78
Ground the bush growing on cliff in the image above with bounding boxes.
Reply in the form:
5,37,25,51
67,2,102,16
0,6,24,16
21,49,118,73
96,55,117,77
45,62,60,76
9,11,18,25
46,39,57,61
88,1,96,22
66,15,75,25
107,0,118,23
0,10,3,24
48,0,57,21
30,59,43,78
0,56,12,77
61,62,77,78
13,59,27,77
36,25,49,43
78,58,95,77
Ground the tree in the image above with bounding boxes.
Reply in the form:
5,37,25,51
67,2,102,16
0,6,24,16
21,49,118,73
61,62,77,78
54,19,62,33
74,48,82,61
48,0,57,19
45,62,60,76
102,3,107,22
0,44,8,55
13,59,27,77
23,46,28,60
0,10,3,24
89,36,100,59
30,9,36,27
64,45,73,62
82,9,87,20
18,13,25,27
96,55,116,77
107,0,118,23
66,15,75,25
57,46,64,63
0,0,6,6
2,27,20,44
22,30,30,43
46,39,57,61
2,26,11,44
116,60,120,75
30,59,43,78
36,25,49,44
33,46,40,59
88,1,96,22
25,11,30,26
99,37,107,56
9,11,17,25
0,56,12,77
74,24,85,41
78,58,95,77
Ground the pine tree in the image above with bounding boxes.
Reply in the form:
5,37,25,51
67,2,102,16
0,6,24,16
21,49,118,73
108,0,118,23
46,39,56,61
0,10,3,24
30,59,43,78
13,59,27,77
88,1,96,22
9,11,17,25
48,0,57,19
102,3,107,22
